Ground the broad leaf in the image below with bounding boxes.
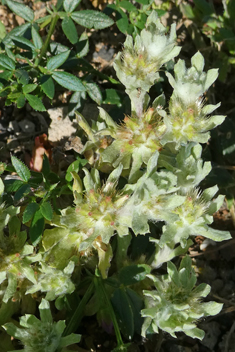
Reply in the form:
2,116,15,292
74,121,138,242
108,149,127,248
6,0,34,22
16,94,26,109
15,69,29,85
25,94,46,111
47,50,70,71
31,26,43,49
62,16,78,44
11,156,31,182
23,84,37,94
52,71,86,91
14,184,31,201
23,203,40,224
40,202,53,221
63,0,82,13
11,35,36,50
71,10,114,29
29,208,45,246
84,82,102,105
40,75,55,99
118,264,151,286
0,54,15,70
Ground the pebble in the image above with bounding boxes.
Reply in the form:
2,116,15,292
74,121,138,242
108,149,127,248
18,119,35,133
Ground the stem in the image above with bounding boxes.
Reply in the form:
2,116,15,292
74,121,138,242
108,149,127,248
63,280,95,337
35,13,59,67
98,277,124,347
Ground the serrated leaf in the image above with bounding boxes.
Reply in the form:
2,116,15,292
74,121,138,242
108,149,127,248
31,26,43,49
52,71,85,92
23,203,40,223
71,10,114,30
63,0,82,12
6,0,34,22
15,69,29,85
25,94,46,112
11,156,31,182
119,1,137,11
16,94,26,109
75,31,89,58
62,16,78,44
119,264,151,286
29,208,44,246
0,54,15,70
84,82,102,105
40,75,55,99
40,202,53,221
47,50,70,71
14,183,31,201
11,35,36,50
23,84,37,94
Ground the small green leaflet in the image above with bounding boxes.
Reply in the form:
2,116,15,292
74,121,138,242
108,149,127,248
62,16,78,44
63,0,82,13
11,156,31,182
0,54,15,70
40,202,53,221
71,10,114,30
25,94,46,112
52,71,86,92
23,203,40,224
47,50,70,71
40,75,55,100
6,0,34,22
29,208,44,246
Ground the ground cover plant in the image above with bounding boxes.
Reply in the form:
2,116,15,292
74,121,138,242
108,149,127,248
0,1,233,351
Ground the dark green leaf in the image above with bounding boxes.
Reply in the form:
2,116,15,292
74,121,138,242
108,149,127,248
11,156,31,182
62,16,78,44
71,10,114,29
0,54,15,70
47,49,70,71
4,179,25,193
52,71,85,91
119,1,136,11
63,0,82,13
68,91,86,116
84,82,102,105
29,208,44,246
5,47,15,62
14,183,31,201
111,288,134,339
135,0,149,4
31,26,43,49
40,202,53,221
6,0,34,22
40,75,55,99
126,288,143,334
42,153,51,176
11,35,36,50
15,69,29,85
23,203,40,224
118,264,151,286
23,84,37,94
75,32,89,58
16,94,25,109
194,0,214,16
115,8,129,34
25,94,46,111
103,89,122,106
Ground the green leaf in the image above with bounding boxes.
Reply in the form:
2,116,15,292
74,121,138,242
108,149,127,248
84,82,102,105
52,71,85,92
11,35,36,50
0,54,15,70
29,208,45,246
47,50,70,71
15,69,29,85
0,20,6,41
23,84,37,94
66,158,87,182
119,1,137,11
111,288,134,339
31,26,43,49
75,32,89,58
11,156,31,182
14,183,31,201
119,264,151,286
25,94,46,111
103,88,122,106
135,0,149,4
40,202,53,221
115,8,130,34
40,75,55,99
23,203,40,224
71,10,114,30
42,154,51,177
6,0,34,22
62,16,78,44
63,0,82,13
16,94,26,109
